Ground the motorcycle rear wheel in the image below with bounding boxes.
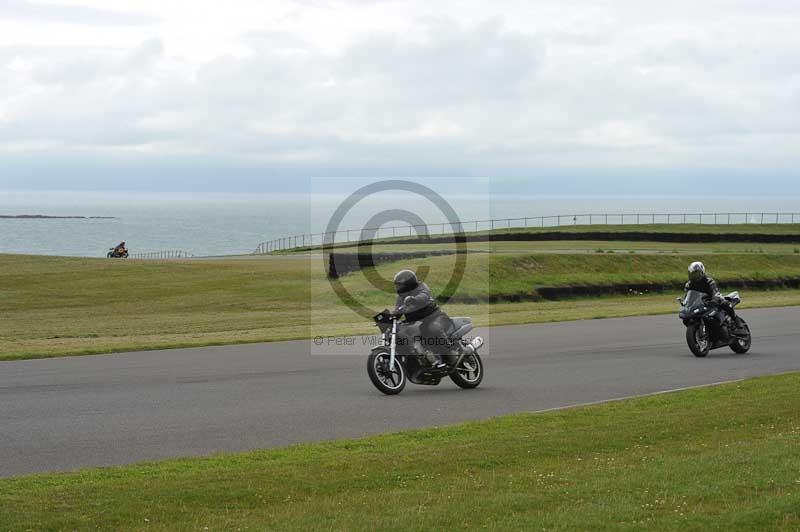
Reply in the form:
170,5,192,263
367,351,406,395
729,317,752,354
686,323,710,357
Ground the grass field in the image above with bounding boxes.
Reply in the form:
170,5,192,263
4,251,800,360
2,372,799,530
331,239,800,255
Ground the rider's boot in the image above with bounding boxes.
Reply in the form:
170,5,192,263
430,352,447,370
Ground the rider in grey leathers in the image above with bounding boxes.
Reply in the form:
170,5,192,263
392,269,454,370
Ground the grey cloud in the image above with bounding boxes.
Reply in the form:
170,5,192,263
0,0,157,25
26,38,163,85
2,10,800,191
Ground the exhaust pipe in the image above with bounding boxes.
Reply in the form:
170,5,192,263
460,336,484,357
450,336,485,374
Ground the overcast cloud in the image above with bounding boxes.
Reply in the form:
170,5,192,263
1,0,799,193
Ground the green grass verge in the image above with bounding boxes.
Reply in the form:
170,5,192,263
4,252,800,360
331,240,800,255
336,252,800,300
2,372,799,531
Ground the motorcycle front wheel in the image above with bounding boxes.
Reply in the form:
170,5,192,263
367,351,406,395
729,317,752,354
686,323,710,357
450,353,484,389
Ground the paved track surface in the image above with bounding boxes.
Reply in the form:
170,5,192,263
2,307,799,477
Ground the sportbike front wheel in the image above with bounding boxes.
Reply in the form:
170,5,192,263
686,323,709,357
367,351,406,395
450,353,484,389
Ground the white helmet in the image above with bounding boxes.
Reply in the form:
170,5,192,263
688,261,706,282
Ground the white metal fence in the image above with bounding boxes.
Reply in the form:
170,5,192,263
253,211,800,254
128,250,194,260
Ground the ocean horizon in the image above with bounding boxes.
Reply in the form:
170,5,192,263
1,190,799,257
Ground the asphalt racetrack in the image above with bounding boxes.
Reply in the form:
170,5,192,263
2,307,799,477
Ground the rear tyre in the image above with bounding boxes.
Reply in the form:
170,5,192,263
729,317,752,354
367,351,406,395
686,323,709,357
107,252,113,258
450,353,484,389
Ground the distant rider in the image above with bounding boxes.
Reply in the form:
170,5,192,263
113,241,127,256
685,261,740,334
392,269,453,370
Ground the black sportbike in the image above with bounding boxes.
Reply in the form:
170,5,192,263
366,309,485,395
678,290,752,357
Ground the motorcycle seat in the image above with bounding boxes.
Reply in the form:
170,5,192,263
449,317,473,339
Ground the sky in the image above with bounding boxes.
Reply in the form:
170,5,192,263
0,0,799,194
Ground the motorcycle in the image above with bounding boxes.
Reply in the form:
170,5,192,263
678,290,752,357
107,247,129,258
366,309,485,395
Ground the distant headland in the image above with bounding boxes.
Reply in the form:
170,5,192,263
0,214,115,219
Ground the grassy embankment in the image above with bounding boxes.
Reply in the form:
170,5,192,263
279,223,800,253
1,372,799,530
3,249,800,360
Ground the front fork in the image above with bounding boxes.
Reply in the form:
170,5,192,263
389,318,397,371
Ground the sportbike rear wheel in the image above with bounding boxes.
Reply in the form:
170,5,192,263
729,317,752,354
367,351,406,395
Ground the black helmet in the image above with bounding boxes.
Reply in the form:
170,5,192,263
393,269,418,293
688,261,706,283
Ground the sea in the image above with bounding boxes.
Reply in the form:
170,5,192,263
1,190,799,257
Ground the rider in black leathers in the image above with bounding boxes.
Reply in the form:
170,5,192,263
392,269,453,370
685,261,740,335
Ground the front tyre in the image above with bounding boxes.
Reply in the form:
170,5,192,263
450,353,484,389
729,317,752,354
686,323,710,357
367,351,406,395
